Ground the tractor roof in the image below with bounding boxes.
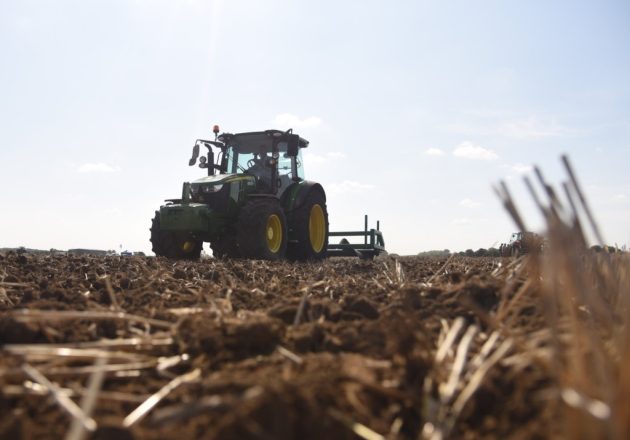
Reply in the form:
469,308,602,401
218,130,309,154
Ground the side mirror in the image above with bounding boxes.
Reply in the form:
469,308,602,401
182,182,192,201
286,134,299,156
189,144,200,166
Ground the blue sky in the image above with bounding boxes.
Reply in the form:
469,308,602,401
1,0,629,254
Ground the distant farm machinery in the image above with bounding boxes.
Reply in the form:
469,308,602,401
150,126,386,261
499,231,544,257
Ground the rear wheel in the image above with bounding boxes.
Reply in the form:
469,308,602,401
236,199,287,260
150,211,203,260
287,190,329,261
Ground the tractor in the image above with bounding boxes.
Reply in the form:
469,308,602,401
499,231,543,257
150,126,328,261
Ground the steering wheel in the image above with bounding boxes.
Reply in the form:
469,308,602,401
247,159,257,168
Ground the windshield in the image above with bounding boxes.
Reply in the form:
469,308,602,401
278,150,304,180
226,149,255,173
226,146,304,180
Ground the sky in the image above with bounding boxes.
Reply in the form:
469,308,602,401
1,0,629,255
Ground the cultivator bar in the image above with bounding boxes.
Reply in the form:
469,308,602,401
327,215,386,260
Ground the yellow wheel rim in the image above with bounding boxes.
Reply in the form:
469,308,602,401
309,204,326,253
182,241,194,253
266,214,282,253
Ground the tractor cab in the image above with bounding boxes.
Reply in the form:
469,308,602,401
188,128,308,197
222,130,307,194
509,232,522,245
500,231,543,257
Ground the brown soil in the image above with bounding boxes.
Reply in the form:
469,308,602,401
0,252,557,439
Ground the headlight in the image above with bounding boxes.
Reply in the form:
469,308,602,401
202,184,223,193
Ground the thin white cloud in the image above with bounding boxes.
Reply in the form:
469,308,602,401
304,151,346,164
511,163,533,174
104,207,122,216
450,217,488,225
450,218,474,225
304,153,326,165
452,141,498,160
326,151,346,159
272,113,322,129
327,180,375,195
459,198,481,208
497,117,571,139
448,116,573,140
77,163,121,173
425,148,445,156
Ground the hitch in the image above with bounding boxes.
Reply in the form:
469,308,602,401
327,215,386,260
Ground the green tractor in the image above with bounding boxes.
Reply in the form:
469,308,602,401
150,126,328,261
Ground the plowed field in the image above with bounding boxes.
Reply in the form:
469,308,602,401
0,251,624,439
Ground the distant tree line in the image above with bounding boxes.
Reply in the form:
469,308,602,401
457,248,501,257
416,249,450,257
417,246,625,257
590,245,626,254
417,248,502,257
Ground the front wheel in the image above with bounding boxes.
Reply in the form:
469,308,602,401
287,190,329,261
236,199,288,260
150,211,203,260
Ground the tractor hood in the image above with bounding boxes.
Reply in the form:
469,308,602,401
191,173,249,185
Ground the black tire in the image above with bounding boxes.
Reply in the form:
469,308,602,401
287,190,329,261
150,211,203,260
210,233,238,259
236,199,287,260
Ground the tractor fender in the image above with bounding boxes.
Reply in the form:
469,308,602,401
281,181,326,214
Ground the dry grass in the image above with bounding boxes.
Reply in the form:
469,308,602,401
492,155,629,439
